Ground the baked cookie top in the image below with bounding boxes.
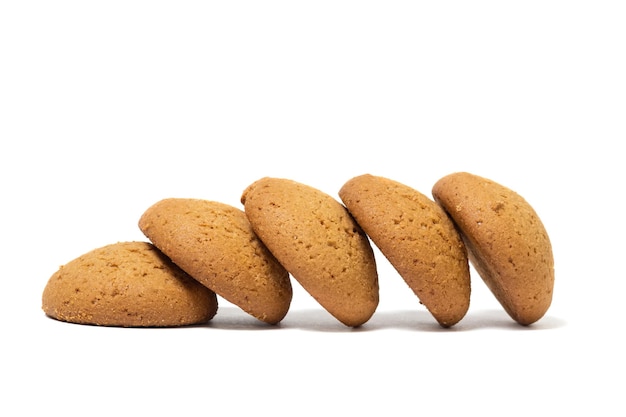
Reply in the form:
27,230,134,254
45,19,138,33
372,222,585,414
432,172,554,325
139,198,292,324
241,177,379,327
42,241,218,327
339,174,471,327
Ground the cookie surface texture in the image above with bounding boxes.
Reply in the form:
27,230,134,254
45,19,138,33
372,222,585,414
139,198,292,324
339,174,471,327
432,172,554,325
42,241,218,327
241,177,379,327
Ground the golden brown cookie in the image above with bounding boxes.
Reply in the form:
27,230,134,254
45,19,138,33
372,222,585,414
138,198,292,325
42,241,218,327
432,172,554,325
241,177,379,327
339,174,471,327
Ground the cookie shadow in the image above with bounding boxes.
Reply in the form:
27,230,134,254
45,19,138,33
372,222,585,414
280,308,567,332
205,306,362,332
205,306,285,331
453,308,567,331
203,306,566,332
281,308,372,332
205,306,376,332
362,308,566,331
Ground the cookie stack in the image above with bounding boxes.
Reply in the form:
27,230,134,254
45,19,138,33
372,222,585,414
41,172,554,328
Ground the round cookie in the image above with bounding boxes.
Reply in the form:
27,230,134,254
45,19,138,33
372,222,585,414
42,241,218,327
241,177,379,327
138,198,292,325
432,172,554,325
339,174,471,327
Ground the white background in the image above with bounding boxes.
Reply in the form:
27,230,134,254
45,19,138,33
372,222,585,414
1,1,624,416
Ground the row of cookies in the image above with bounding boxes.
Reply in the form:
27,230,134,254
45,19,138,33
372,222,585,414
42,172,555,328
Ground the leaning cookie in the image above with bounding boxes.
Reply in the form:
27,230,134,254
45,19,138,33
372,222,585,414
138,198,292,325
339,174,471,327
241,177,379,327
432,172,554,325
42,241,218,327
